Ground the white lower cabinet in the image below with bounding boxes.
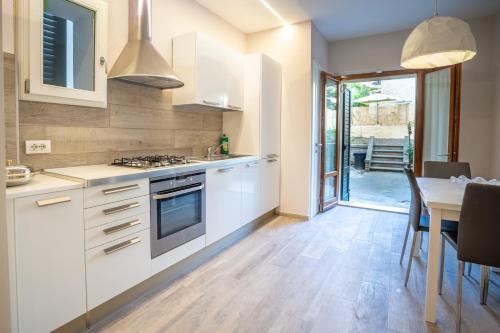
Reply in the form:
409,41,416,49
206,164,243,245
14,189,86,333
241,160,263,225
262,158,280,213
86,228,151,309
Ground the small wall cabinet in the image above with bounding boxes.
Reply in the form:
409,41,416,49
16,0,108,108
172,32,244,111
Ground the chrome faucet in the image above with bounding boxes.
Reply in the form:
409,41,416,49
207,143,223,157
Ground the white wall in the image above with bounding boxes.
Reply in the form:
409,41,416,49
247,22,313,217
491,12,500,179
328,16,497,178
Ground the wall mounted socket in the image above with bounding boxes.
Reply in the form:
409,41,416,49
25,140,52,154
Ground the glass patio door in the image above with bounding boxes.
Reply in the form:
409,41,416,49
319,73,340,211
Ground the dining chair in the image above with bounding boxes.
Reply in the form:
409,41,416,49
423,161,471,179
401,168,458,286
440,183,500,333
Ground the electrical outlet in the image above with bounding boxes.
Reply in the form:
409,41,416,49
25,140,52,154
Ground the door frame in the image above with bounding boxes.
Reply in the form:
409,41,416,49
319,71,341,211
333,65,462,176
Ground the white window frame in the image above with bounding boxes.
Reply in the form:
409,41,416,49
16,0,108,108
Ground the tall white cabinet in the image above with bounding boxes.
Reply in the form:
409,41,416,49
223,53,281,158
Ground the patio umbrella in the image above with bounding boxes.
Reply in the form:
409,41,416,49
354,93,402,125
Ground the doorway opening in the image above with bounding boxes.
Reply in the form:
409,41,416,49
343,76,416,210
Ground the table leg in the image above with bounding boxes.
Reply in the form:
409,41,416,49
413,232,422,258
424,207,442,323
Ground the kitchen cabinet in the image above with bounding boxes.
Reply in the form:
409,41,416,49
173,32,244,111
261,158,281,213
223,53,282,157
14,189,86,333
241,160,263,225
86,229,151,309
16,0,108,108
206,164,243,245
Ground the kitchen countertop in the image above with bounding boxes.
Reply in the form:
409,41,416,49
45,155,261,187
6,174,83,200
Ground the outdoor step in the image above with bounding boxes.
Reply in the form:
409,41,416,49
370,160,406,165
369,165,405,172
374,144,404,148
372,154,404,159
373,149,404,154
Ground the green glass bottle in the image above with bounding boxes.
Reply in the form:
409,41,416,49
220,134,229,155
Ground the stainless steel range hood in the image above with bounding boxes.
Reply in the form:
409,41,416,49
108,0,184,89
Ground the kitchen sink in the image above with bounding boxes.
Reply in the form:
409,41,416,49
192,154,251,162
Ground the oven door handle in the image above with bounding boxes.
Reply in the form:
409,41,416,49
152,184,204,200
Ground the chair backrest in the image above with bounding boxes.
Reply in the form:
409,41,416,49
423,161,471,179
458,183,500,267
404,167,422,232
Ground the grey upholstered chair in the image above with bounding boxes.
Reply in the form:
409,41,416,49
423,161,471,179
401,168,457,287
441,183,500,332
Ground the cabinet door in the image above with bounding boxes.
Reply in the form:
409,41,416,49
196,35,227,108
241,160,262,225
15,189,86,333
206,164,242,245
226,49,244,110
260,56,282,157
262,158,280,213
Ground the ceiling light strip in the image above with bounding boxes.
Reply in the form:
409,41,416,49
258,0,288,26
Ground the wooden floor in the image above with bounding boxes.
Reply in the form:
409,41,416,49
90,207,500,333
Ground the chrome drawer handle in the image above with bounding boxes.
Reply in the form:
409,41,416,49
246,162,259,167
203,100,220,106
103,237,141,255
103,219,141,235
153,184,204,200
36,196,71,207
102,184,140,195
102,202,141,215
218,167,235,173
267,159,278,163
228,104,242,110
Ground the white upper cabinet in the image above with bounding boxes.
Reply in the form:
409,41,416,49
16,0,108,108
172,32,244,111
223,53,282,157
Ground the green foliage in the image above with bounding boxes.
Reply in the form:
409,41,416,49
407,144,414,167
348,83,378,107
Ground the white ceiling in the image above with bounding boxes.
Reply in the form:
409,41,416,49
196,0,500,41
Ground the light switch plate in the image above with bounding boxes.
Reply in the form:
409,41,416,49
25,140,52,154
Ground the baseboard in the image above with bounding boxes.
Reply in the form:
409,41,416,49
277,211,310,220
53,210,277,333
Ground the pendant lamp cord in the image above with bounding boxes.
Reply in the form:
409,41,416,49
434,0,439,16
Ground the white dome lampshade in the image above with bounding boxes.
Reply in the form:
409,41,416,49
401,16,477,69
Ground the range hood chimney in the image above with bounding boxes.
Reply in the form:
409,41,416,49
108,0,184,89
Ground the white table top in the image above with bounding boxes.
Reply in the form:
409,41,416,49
6,174,83,200
417,177,466,211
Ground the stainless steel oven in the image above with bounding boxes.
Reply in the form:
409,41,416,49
150,170,206,258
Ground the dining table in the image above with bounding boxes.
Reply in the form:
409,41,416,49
416,177,466,323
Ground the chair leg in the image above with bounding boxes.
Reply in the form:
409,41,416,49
467,263,472,277
400,219,411,265
457,260,464,333
480,266,490,305
404,232,418,287
439,236,445,295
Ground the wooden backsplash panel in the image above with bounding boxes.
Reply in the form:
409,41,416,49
11,72,223,170
4,53,17,162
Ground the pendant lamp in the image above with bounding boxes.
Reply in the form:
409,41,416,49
401,0,477,69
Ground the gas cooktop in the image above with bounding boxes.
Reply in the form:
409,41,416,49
111,155,195,169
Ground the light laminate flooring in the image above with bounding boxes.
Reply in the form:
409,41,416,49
90,206,500,333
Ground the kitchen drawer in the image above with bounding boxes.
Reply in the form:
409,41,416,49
84,179,149,208
86,229,151,309
84,195,150,229
85,212,150,250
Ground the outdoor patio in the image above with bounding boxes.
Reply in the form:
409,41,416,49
348,167,411,209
